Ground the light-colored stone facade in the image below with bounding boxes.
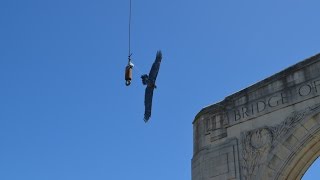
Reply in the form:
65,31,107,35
192,53,320,180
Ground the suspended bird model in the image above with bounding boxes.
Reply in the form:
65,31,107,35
141,51,162,122
124,0,163,122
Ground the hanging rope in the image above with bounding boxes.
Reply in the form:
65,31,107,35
128,0,132,63
125,0,134,86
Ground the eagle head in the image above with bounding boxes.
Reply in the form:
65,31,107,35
141,74,149,85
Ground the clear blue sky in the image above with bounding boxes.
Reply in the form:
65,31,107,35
0,0,320,180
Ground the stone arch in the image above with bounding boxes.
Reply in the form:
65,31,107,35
191,54,320,180
265,109,320,180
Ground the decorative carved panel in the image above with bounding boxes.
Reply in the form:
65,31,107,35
241,103,320,180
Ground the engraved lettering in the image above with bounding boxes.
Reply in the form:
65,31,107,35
234,110,241,121
242,107,249,118
256,101,266,113
229,78,320,124
268,95,280,107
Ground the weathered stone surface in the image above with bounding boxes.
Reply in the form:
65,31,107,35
192,138,241,180
192,53,320,180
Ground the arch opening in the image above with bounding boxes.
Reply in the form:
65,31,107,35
269,111,320,180
302,157,320,180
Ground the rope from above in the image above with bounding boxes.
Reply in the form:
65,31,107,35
125,0,134,86
128,0,132,63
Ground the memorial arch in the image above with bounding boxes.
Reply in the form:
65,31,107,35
192,53,320,180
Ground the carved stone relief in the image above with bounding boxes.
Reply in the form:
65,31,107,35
241,103,320,180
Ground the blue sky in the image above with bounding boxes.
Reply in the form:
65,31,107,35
1,0,320,180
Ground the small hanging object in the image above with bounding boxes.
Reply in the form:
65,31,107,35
125,55,134,86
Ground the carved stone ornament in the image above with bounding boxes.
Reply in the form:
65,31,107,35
241,103,320,180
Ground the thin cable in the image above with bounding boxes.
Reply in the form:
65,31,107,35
128,0,132,63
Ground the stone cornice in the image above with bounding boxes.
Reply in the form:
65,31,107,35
194,53,320,124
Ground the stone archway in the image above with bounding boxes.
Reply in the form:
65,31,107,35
267,111,320,180
192,53,320,180
241,105,320,180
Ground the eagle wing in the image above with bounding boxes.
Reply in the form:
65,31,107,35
143,51,162,122
148,51,162,82
144,86,154,122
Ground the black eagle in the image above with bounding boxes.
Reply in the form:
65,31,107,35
141,51,162,122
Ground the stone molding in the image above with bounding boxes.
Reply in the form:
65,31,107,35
194,53,320,126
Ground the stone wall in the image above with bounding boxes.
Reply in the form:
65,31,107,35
192,53,320,180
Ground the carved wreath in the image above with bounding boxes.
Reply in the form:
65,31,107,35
241,104,320,180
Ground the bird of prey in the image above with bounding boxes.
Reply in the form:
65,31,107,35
141,51,162,122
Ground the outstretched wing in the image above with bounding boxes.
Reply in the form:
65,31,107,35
144,86,154,122
143,50,162,122
148,51,162,82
